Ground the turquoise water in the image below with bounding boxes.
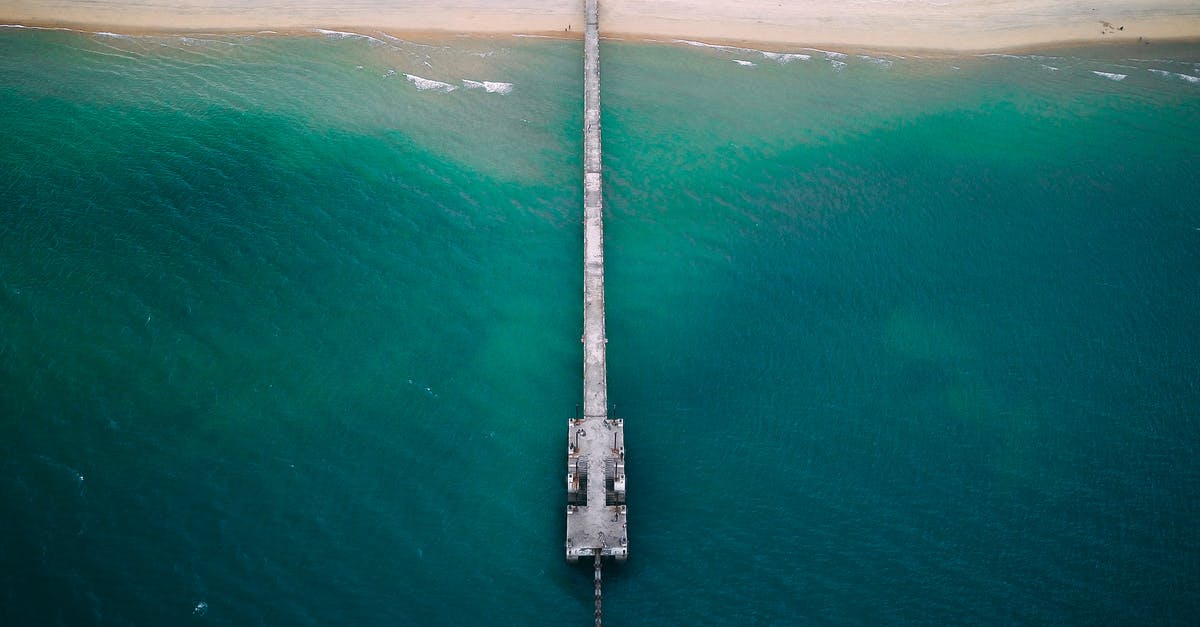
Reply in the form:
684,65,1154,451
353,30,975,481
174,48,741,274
1,27,1198,624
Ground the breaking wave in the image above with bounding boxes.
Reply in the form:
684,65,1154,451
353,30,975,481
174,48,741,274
462,79,514,94
672,39,810,63
1149,68,1200,84
313,28,386,46
405,73,456,92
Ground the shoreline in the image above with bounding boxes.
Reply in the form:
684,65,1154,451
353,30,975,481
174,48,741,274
6,21,1200,58
3,1,1200,54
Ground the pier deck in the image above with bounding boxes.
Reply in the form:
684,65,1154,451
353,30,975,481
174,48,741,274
566,0,627,563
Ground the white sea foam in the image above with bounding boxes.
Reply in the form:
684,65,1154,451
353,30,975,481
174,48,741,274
1092,70,1127,81
1041,64,1060,71
762,51,810,63
674,38,739,51
1,24,74,32
405,73,456,92
805,48,848,60
673,39,809,63
1149,68,1200,83
313,28,386,46
6,23,137,39
830,60,847,70
379,32,442,49
858,55,893,68
462,79,514,94
1129,57,1195,66
733,59,756,67
178,36,238,47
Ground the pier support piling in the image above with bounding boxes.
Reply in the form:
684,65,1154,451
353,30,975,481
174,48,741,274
594,553,603,626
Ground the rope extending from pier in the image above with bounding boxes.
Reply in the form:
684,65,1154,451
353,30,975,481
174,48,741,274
594,553,603,626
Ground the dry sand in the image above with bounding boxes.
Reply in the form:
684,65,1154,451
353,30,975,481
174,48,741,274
3,0,1199,51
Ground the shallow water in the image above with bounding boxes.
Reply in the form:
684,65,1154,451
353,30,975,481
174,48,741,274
1,27,1198,624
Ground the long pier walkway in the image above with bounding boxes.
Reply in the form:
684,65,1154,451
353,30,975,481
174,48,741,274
566,0,627,575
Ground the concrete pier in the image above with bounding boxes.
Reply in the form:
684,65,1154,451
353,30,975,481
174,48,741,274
567,0,627,564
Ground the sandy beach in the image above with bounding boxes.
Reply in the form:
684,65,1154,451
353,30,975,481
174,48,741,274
3,0,1200,51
